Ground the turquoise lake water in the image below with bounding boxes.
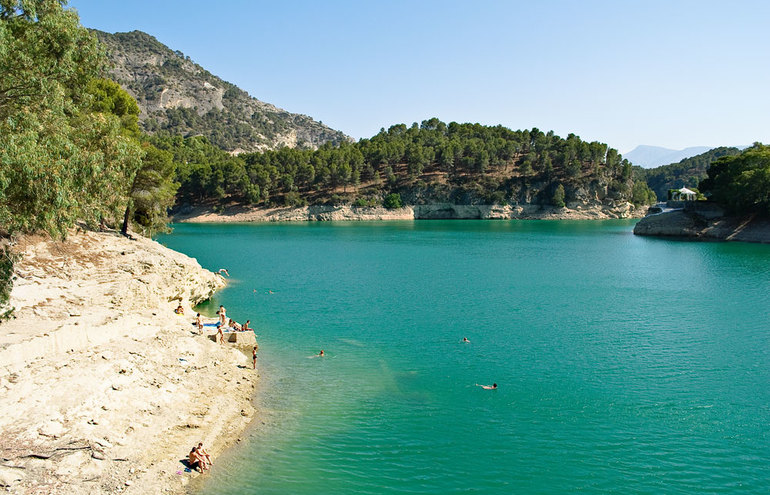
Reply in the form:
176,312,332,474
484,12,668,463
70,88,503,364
157,220,770,494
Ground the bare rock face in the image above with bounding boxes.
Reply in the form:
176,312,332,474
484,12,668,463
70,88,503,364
634,209,770,243
93,29,349,152
0,230,256,494
172,202,645,223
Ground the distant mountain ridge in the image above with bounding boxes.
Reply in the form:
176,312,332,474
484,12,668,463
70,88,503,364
625,145,711,168
93,30,349,152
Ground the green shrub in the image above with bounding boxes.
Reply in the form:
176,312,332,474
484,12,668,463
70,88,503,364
383,193,403,209
284,191,306,207
552,184,565,208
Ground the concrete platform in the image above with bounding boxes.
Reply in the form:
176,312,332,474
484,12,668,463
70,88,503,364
207,330,257,345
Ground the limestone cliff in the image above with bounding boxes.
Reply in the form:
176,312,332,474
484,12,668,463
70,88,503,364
173,202,644,223
633,209,770,243
0,230,258,494
93,30,349,152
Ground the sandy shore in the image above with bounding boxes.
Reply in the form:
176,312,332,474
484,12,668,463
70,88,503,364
172,202,646,223
0,230,259,494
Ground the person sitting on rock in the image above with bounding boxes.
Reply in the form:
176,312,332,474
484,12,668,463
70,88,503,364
189,446,207,472
197,442,213,467
174,304,184,315
228,318,242,331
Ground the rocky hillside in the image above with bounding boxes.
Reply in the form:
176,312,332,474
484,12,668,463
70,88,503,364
93,30,349,152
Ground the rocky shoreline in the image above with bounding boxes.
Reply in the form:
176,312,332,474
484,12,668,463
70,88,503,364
633,208,770,244
0,230,259,494
173,202,646,223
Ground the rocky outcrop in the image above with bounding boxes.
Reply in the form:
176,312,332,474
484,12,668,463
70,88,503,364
93,30,349,152
0,230,258,494
173,202,645,223
633,208,770,243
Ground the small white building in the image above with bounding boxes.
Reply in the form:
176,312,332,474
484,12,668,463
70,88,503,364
670,187,697,201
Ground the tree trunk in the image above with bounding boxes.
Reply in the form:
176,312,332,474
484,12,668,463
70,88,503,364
121,205,131,236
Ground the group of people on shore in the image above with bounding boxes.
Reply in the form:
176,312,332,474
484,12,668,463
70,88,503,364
188,442,213,473
214,305,252,343
188,304,252,342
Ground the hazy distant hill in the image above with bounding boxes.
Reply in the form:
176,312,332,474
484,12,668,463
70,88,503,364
639,147,742,200
93,30,349,152
625,145,711,168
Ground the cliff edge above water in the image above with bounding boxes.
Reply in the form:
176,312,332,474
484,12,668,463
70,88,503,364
633,205,770,244
173,201,646,223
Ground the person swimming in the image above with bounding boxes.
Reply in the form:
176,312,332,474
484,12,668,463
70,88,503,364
462,337,470,343
476,383,497,390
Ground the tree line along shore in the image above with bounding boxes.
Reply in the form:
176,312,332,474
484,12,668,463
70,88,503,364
0,0,647,317
3,1,769,314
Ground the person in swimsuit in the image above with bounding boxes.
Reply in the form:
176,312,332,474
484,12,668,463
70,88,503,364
228,318,242,331
218,268,230,277
189,447,205,472
462,337,470,343
175,304,184,315
197,443,213,467
318,350,324,357
252,346,258,369
476,383,497,390
243,320,251,332
217,305,226,326
195,313,203,333
217,325,224,344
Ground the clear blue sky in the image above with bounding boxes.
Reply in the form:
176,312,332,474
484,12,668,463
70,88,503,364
69,0,769,153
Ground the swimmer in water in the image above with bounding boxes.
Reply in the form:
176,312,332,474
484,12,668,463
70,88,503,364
318,350,324,357
476,383,497,390
462,337,470,343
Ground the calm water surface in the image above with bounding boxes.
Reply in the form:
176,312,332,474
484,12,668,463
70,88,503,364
157,220,770,494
